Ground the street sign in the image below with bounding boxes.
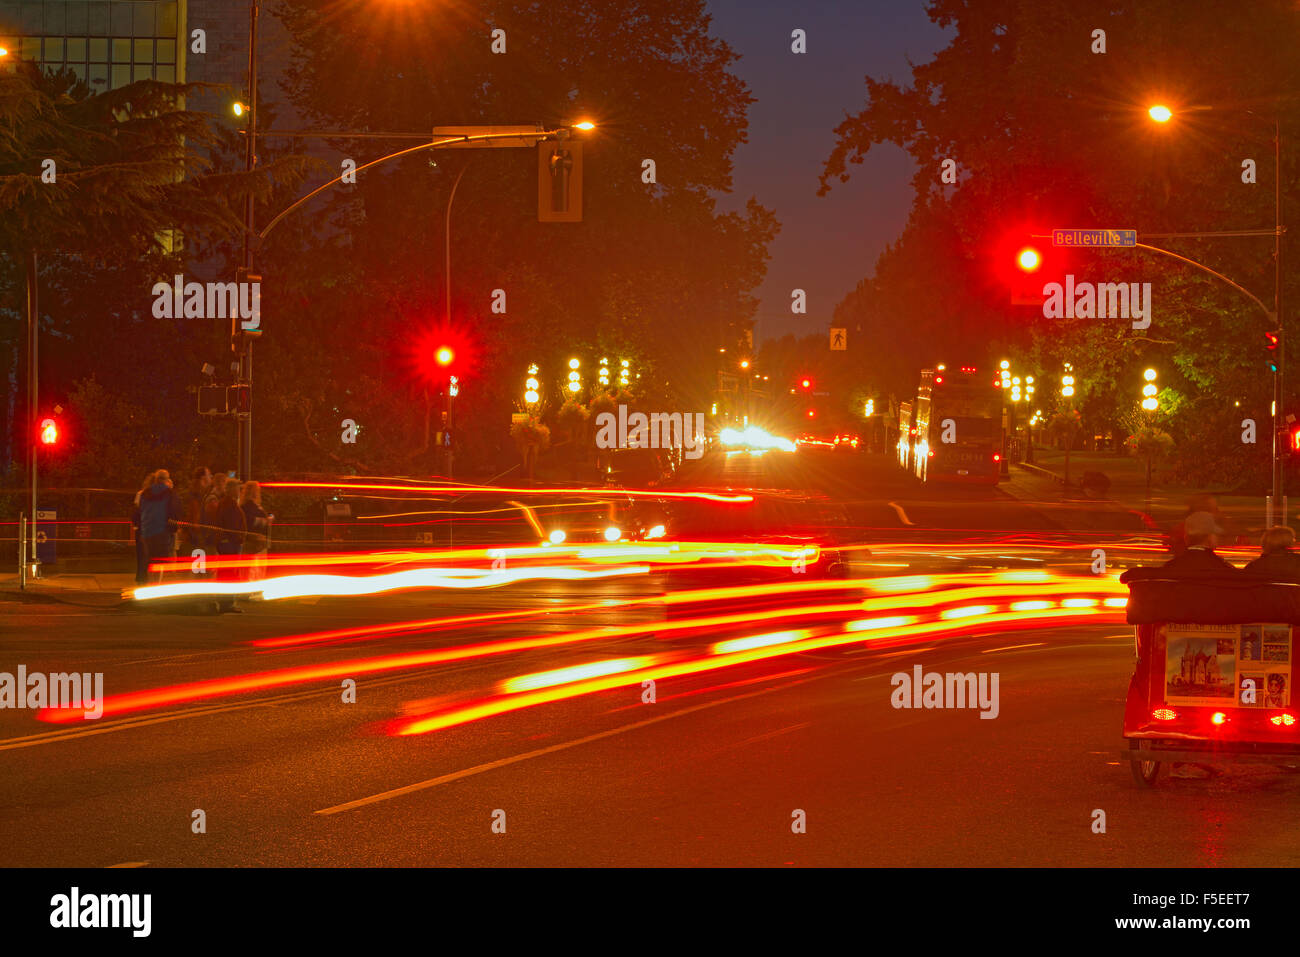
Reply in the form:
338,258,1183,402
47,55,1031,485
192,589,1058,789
433,125,545,149
830,328,847,351
1051,228,1137,248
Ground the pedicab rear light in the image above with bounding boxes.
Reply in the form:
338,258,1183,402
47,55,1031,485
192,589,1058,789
1269,713,1296,726
1152,708,1177,721
1211,711,1227,726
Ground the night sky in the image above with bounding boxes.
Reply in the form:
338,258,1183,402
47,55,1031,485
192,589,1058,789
703,0,950,345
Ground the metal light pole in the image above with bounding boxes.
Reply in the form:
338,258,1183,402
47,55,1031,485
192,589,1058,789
1146,104,1285,513
236,0,260,481
25,250,39,577
1271,117,1284,519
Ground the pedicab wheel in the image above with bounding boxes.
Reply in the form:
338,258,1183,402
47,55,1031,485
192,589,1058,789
1130,739,1162,787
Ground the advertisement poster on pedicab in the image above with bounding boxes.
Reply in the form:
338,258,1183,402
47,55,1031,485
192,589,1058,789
1163,623,1291,708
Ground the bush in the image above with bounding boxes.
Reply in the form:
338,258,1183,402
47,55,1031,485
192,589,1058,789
1080,470,1111,496
1125,426,1174,461
509,417,550,451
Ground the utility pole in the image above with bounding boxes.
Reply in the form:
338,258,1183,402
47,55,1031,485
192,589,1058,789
25,250,39,577
235,0,260,481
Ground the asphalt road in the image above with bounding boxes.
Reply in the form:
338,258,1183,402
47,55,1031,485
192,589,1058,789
3,452,1294,867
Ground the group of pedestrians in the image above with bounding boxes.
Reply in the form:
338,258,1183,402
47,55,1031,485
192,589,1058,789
131,467,273,606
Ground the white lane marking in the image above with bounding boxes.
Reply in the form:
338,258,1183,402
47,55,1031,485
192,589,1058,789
981,642,1046,654
315,675,817,815
0,666,488,751
887,501,915,526
731,721,812,749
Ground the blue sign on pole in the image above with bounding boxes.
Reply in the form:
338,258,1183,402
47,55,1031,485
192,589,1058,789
35,507,57,565
1051,228,1137,248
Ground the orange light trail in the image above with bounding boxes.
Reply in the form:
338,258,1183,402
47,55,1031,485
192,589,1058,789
262,481,754,504
41,571,1130,725
393,603,1125,735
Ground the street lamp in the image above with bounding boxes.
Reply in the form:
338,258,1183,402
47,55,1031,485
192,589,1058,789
1147,104,1172,123
1141,367,1159,411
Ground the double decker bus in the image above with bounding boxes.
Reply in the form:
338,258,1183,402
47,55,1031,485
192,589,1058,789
907,366,1001,484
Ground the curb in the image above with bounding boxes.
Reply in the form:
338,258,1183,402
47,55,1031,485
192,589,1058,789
0,588,131,608
1013,462,1067,485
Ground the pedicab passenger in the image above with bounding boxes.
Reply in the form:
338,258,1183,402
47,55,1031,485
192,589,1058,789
1158,512,1243,577
1243,526,1300,583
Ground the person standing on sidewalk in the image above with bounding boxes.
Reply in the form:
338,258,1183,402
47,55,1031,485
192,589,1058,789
179,466,214,561
138,470,180,583
213,476,248,613
239,480,272,582
131,471,156,584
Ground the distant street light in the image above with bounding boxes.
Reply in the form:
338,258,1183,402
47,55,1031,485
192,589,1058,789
1147,104,1172,123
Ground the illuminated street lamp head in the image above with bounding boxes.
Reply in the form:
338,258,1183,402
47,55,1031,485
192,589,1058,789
0,46,8,57
1000,360,1010,370
524,389,539,404
568,358,580,370
1148,104,1173,123
573,120,596,131
740,359,750,369
1143,367,1157,381
435,346,454,366
233,101,246,117
567,380,580,393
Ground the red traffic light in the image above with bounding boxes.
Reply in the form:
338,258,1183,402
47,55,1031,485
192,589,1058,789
1016,246,1042,272
1266,331,1280,350
1290,425,1300,453
800,378,812,390
435,346,455,367
39,417,58,445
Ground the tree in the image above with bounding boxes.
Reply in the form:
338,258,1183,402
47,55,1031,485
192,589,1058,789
258,0,777,476
0,62,308,487
819,0,1299,491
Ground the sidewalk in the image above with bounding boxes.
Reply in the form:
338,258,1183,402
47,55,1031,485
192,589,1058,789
0,571,136,606
1022,447,1271,540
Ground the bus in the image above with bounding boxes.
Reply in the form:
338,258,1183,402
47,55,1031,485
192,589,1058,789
907,366,1001,484
896,400,914,471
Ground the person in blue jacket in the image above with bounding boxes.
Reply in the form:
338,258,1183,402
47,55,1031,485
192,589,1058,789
138,469,180,583
131,471,156,584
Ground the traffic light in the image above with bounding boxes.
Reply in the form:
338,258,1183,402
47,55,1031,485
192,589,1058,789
198,385,228,416
231,268,262,352
39,416,58,445
1016,246,1042,272
1266,330,1280,372
228,384,251,415
538,140,583,222
799,377,813,391
1289,422,1300,453
435,346,455,368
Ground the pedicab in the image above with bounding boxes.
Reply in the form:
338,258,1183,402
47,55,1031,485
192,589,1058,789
1119,569,1300,786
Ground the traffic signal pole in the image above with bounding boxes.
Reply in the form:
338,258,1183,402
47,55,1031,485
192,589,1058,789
235,0,259,482
25,249,39,577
